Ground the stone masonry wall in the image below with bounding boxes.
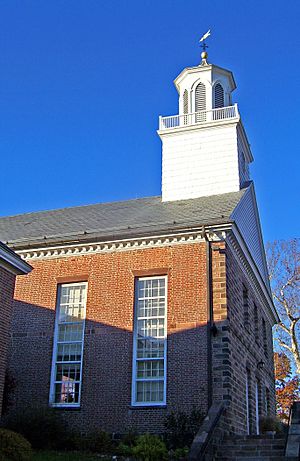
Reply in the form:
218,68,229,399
210,241,232,434
9,243,209,434
0,266,16,415
225,244,276,434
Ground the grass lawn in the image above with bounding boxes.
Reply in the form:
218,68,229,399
32,451,111,461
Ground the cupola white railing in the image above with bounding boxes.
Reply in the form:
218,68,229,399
159,104,238,130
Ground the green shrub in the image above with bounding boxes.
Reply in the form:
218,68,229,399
164,408,204,450
132,434,168,461
116,430,138,456
117,442,133,456
57,431,86,451
0,428,32,461
170,447,189,460
121,429,138,447
259,416,281,433
4,406,66,450
84,430,113,453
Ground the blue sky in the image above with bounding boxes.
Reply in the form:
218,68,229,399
0,0,299,242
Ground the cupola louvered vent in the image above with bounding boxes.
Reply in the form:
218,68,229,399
214,83,224,108
183,90,189,124
195,83,206,122
183,90,188,114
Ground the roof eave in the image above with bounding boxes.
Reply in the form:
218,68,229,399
0,242,32,275
6,218,233,251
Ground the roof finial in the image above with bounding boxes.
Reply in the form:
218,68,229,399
199,29,211,65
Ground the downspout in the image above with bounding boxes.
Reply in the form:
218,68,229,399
202,226,214,409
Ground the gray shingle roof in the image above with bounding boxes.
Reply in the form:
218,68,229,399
0,188,248,249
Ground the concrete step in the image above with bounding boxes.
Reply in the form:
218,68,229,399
217,448,284,456
223,436,285,443
217,443,285,451
215,454,285,461
214,435,285,460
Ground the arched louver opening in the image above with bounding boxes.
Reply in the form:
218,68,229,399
195,82,206,122
214,83,224,108
183,90,188,124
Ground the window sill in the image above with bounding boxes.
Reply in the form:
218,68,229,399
129,404,167,409
49,404,81,410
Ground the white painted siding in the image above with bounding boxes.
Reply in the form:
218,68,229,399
161,124,240,201
231,184,270,290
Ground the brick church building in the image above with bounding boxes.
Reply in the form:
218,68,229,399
0,50,278,436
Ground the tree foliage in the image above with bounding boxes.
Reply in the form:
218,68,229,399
274,352,291,382
274,352,299,421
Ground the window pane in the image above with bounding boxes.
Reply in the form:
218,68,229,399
54,382,80,404
137,318,165,339
136,381,164,403
55,363,81,382
137,339,164,358
58,324,83,342
137,360,164,378
57,343,82,362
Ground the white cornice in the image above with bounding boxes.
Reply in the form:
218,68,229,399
174,63,236,93
16,230,208,261
15,225,232,261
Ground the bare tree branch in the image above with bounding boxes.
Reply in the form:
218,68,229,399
267,239,300,376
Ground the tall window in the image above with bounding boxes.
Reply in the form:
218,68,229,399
254,304,259,343
132,276,167,406
50,282,87,407
195,82,206,122
243,285,250,329
262,318,268,357
245,369,251,435
214,83,224,108
265,387,270,415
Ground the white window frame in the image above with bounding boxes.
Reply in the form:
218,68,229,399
131,275,167,407
49,282,88,408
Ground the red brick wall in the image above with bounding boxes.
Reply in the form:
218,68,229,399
10,243,209,433
0,266,16,415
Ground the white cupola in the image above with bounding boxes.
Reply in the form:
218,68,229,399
158,51,253,202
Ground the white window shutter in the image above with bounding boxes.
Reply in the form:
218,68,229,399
183,90,188,114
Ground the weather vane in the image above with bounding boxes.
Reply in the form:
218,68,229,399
199,29,211,65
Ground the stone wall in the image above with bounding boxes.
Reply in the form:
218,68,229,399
224,244,276,434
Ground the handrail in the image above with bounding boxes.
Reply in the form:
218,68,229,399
159,104,238,130
188,402,225,461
